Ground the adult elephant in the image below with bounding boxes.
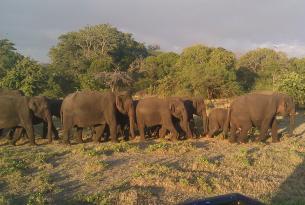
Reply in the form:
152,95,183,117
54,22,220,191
13,97,59,143
180,97,208,137
0,89,58,142
61,91,136,144
206,108,228,138
224,92,295,143
136,97,190,141
0,96,54,145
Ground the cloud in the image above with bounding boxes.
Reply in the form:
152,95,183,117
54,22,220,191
250,42,305,57
1,0,305,62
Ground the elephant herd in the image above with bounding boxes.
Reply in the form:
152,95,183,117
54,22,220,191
0,88,296,146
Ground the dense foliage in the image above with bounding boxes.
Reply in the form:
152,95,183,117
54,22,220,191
1,24,305,103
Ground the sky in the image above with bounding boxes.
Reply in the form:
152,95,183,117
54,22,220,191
1,0,305,62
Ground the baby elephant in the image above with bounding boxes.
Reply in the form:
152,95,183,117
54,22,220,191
206,108,228,138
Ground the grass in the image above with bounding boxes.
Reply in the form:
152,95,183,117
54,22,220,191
0,111,305,204
146,140,195,154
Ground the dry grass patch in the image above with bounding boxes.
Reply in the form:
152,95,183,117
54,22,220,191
0,112,305,205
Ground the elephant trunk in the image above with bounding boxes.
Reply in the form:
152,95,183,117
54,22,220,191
44,111,53,142
182,111,192,138
128,108,136,139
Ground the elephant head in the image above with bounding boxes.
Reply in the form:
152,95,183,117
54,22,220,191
115,92,136,138
28,96,54,142
276,93,296,136
169,99,191,136
193,97,208,135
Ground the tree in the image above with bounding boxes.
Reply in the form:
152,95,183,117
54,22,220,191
42,65,78,97
288,57,305,74
49,24,148,74
0,39,23,77
275,72,305,105
139,52,179,93
95,69,134,92
177,45,212,68
175,45,241,98
238,48,289,90
0,57,48,96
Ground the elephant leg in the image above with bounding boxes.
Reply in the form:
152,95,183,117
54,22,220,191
6,129,15,141
207,125,220,138
137,118,145,141
42,122,48,139
139,125,145,141
62,128,71,145
109,123,118,143
271,119,279,143
228,124,237,143
10,128,21,145
76,127,83,143
184,120,193,139
62,115,72,145
257,118,273,142
104,125,110,141
23,125,35,145
238,124,251,143
165,123,179,141
189,119,196,136
93,124,106,143
123,126,129,141
52,125,59,140
117,124,123,138
159,126,167,138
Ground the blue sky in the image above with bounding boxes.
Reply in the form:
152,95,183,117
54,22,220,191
1,0,305,62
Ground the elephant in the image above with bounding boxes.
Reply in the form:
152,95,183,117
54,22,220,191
0,88,25,139
8,96,60,142
92,111,131,142
0,96,54,145
206,108,228,138
179,97,208,137
41,98,62,140
0,89,58,142
60,91,136,144
92,99,140,142
136,97,190,141
223,92,295,143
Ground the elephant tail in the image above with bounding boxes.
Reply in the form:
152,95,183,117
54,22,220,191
223,108,231,137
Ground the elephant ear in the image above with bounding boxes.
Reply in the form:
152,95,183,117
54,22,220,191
193,98,203,114
28,98,37,112
116,95,127,114
277,97,288,115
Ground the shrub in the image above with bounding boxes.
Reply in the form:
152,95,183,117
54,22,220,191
275,72,305,105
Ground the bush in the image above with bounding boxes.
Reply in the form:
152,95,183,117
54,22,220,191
275,72,305,105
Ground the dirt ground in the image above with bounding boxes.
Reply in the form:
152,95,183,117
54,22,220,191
1,110,305,205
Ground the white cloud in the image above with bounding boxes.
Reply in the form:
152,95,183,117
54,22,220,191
252,42,305,58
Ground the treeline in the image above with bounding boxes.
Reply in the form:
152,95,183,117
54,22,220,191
1,24,305,104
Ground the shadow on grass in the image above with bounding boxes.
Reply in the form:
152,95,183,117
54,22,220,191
270,157,305,205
